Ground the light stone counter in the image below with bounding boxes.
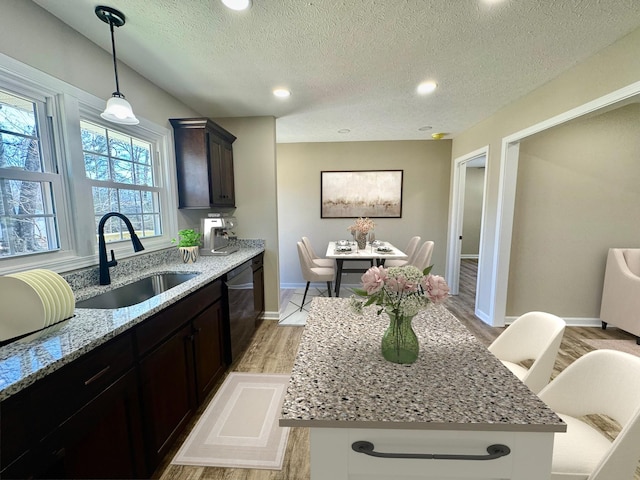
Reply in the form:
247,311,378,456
0,242,264,401
280,297,565,479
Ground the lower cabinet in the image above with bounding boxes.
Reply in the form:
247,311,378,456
1,262,263,479
139,322,196,469
37,369,145,479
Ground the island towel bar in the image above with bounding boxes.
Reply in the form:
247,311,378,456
351,441,511,461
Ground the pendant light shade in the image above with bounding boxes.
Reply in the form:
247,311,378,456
95,6,139,125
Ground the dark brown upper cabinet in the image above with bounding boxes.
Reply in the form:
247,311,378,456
169,118,236,208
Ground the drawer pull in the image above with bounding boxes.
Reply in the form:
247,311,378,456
84,365,111,385
351,441,510,461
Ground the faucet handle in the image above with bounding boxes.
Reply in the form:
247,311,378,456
108,249,118,268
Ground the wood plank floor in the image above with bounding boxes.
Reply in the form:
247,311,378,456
156,259,640,479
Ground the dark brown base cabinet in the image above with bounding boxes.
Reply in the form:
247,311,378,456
0,277,230,479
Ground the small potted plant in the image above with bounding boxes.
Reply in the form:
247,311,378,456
172,229,202,263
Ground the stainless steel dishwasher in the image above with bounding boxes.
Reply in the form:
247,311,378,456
224,261,255,363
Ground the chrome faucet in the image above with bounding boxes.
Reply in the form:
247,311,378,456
98,212,145,285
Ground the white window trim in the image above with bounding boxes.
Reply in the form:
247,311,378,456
0,53,179,275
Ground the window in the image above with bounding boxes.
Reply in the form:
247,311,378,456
80,121,162,242
0,56,177,274
0,89,60,258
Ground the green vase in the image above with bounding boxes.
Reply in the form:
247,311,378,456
381,312,419,364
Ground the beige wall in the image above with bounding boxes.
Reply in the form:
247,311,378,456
277,140,452,286
452,26,640,321
214,117,280,315
508,104,640,317
461,167,484,256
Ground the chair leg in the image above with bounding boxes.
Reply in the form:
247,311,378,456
300,282,310,311
327,282,332,297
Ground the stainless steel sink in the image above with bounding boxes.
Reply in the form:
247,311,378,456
76,272,199,309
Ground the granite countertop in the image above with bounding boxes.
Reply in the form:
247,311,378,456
280,297,566,432
0,244,264,401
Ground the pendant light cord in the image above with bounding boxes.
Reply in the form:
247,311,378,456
109,20,121,96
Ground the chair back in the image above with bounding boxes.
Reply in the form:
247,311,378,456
411,241,434,271
488,311,565,393
297,242,334,282
404,236,421,263
301,236,319,260
539,349,640,480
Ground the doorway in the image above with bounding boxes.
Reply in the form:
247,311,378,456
445,147,488,320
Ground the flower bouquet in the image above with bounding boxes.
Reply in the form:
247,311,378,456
348,217,375,249
351,265,449,364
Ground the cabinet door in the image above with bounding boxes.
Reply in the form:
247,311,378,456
36,370,145,479
139,323,195,470
219,142,235,206
192,300,226,405
173,126,211,208
208,134,235,207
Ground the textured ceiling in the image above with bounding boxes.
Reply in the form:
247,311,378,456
32,0,640,143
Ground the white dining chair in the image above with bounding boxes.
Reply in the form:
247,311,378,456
410,241,434,272
538,349,640,479
297,242,334,311
488,311,565,394
384,236,421,268
301,236,334,268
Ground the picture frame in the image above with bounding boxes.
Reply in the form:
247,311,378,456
320,170,403,218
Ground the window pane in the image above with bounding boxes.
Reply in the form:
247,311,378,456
80,121,108,155
83,153,110,181
119,189,141,214
0,91,37,136
109,131,132,161
92,186,119,215
113,159,134,184
134,163,153,186
132,139,150,164
0,179,59,257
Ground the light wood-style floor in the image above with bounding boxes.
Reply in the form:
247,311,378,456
156,259,640,480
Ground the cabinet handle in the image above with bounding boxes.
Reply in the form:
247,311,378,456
351,441,510,461
84,365,111,386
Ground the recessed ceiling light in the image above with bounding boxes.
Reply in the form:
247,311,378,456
338,129,351,134
221,0,252,11
417,81,437,95
273,88,291,98
418,126,432,131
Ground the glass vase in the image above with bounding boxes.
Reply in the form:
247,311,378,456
356,232,367,250
381,311,419,364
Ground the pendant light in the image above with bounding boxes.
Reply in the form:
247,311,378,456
95,5,139,125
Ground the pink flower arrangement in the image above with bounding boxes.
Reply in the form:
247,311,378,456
348,217,375,234
352,264,449,318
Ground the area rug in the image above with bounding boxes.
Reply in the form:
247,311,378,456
582,339,640,357
171,373,290,470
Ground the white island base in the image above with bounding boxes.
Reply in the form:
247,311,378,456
280,299,565,480
311,427,554,480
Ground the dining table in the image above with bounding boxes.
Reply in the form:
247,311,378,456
325,240,407,296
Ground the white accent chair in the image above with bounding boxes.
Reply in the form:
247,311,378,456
410,241,435,272
297,242,334,311
488,311,565,394
301,236,334,268
538,349,640,480
384,236,421,268
600,248,640,345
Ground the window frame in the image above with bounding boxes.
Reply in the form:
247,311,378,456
0,54,178,275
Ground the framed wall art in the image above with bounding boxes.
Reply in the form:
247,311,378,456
320,170,403,218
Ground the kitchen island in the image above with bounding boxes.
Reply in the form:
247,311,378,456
280,298,565,479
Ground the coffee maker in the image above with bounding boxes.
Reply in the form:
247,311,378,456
200,215,238,255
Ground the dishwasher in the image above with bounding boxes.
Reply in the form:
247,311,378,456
224,261,255,364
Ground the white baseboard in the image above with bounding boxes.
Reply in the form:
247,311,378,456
262,310,280,321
